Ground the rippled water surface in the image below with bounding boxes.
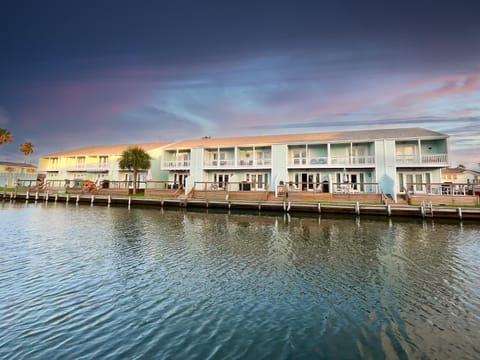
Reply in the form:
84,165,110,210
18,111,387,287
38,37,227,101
1,201,479,359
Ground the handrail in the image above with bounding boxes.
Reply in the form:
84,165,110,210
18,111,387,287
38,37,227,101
284,181,379,194
193,181,269,192
405,182,474,196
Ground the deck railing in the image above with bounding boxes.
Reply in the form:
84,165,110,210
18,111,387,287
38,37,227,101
145,181,184,190
193,181,269,192
16,179,149,191
405,182,476,196
283,181,379,194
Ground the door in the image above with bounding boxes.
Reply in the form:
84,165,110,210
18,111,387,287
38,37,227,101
173,173,187,189
350,174,358,190
301,173,308,190
308,174,315,190
406,174,414,192
215,173,229,188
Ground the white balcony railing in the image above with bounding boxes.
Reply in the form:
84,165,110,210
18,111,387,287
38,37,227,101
422,153,448,164
45,165,60,171
204,159,236,167
65,163,110,172
288,156,375,166
238,159,272,167
330,155,375,165
396,153,448,165
163,160,191,169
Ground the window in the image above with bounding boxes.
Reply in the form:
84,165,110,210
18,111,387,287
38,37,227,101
212,151,227,165
349,146,368,164
256,150,271,165
293,149,306,165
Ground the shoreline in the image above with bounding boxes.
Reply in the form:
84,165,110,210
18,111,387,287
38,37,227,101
2,191,479,221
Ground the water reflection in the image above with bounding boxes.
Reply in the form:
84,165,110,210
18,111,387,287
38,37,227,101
0,202,479,359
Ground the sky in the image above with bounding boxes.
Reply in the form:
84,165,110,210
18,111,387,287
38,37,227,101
1,0,479,168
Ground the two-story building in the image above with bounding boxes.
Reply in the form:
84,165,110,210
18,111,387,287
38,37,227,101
0,161,37,188
161,127,449,200
441,166,480,185
36,128,449,200
38,142,170,187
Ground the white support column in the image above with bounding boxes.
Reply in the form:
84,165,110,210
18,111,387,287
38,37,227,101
350,142,353,165
418,139,422,164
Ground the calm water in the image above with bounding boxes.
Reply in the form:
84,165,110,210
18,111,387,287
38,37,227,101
1,201,479,359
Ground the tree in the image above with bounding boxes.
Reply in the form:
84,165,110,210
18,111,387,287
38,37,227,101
0,128,13,145
19,142,34,163
118,146,152,194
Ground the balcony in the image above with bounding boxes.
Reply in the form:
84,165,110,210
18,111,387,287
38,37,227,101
200,158,272,169
65,163,110,172
204,159,235,168
237,158,271,168
162,160,191,170
45,165,60,172
288,156,375,167
396,153,448,166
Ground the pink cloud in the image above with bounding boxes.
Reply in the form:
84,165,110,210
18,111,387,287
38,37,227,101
15,69,159,133
394,75,480,107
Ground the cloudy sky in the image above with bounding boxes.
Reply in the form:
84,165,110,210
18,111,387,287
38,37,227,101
1,0,479,167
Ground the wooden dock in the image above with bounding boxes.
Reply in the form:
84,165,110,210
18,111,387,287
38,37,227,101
2,190,479,221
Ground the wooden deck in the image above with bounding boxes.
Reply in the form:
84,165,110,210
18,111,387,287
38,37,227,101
408,194,479,206
3,190,480,220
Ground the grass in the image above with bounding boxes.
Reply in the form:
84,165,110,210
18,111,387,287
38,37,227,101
0,187,15,192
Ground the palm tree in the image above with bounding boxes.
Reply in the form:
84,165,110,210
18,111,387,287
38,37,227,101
0,128,13,145
118,146,152,194
19,142,34,163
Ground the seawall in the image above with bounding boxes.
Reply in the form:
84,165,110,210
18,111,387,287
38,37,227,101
2,190,479,221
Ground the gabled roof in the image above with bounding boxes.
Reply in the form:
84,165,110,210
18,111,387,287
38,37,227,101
164,127,448,150
0,161,37,168
43,142,170,157
442,166,480,175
